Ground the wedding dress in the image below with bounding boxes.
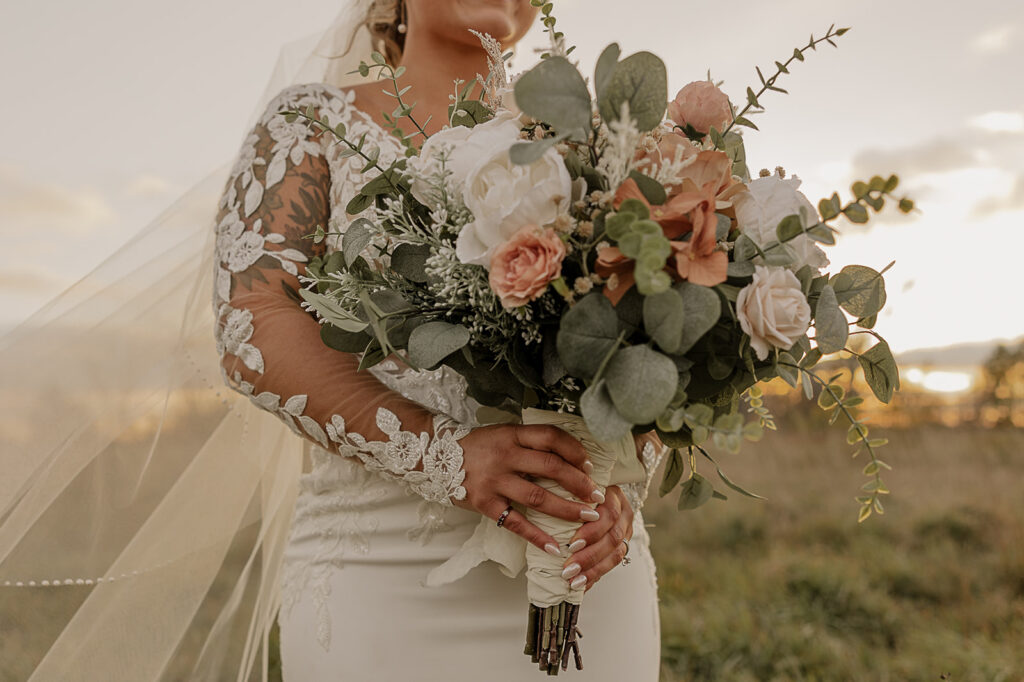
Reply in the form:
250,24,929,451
0,4,663,679
214,81,663,680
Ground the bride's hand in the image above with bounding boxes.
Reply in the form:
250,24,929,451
456,424,602,556
559,485,634,591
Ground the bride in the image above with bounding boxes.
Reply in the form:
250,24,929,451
1,0,661,679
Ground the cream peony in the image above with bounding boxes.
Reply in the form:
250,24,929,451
455,128,572,267
736,265,811,360
733,173,829,271
407,116,522,208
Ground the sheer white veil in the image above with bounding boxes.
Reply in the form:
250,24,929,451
0,2,379,679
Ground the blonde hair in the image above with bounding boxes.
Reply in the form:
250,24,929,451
366,0,406,66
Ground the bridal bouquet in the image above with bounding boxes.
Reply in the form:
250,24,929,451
289,2,912,673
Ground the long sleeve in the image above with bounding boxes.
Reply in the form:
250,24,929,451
212,84,468,505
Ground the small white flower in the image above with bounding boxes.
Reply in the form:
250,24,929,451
734,173,829,272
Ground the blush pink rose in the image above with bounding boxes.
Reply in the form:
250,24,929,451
667,81,733,135
488,225,566,308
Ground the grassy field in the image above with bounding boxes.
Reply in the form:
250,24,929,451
3,417,1021,681
645,423,1024,682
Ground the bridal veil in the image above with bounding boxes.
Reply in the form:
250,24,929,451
0,2,384,679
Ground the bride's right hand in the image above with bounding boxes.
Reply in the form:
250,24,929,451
455,424,602,556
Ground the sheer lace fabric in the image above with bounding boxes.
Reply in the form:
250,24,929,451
212,84,469,507
212,83,664,679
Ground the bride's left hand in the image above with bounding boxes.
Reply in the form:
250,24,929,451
560,484,633,592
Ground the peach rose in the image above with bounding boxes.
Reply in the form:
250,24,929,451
667,81,732,135
488,225,566,308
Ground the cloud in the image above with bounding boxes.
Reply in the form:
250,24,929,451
850,137,977,179
0,164,115,236
971,173,1024,218
970,25,1016,53
969,111,1024,134
123,174,175,198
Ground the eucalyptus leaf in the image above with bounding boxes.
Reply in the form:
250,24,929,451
390,243,431,283
342,218,375,266
514,56,592,133
658,449,685,497
814,284,849,354
509,132,569,165
556,293,620,380
775,214,804,243
675,282,722,354
628,170,667,205
580,379,634,443
320,325,371,353
830,265,887,318
604,345,678,424
597,51,668,132
677,473,714,510
594,43,621,98
407,321,471,369
858,339,900,403
643,289,684,353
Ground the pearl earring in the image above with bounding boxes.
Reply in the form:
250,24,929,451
396,1,407,34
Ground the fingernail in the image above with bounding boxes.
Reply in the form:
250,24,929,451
580,509,600,522
570,575,588,590
591,489,605,504
561,563,582,579
544,543,563,557
582,460,594,473
567,539,586,553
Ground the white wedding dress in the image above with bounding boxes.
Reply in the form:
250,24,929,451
213,83,663,681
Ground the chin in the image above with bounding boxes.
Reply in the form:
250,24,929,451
457,1,521,42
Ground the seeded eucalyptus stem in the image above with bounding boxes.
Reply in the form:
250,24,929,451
783,362,891,521
724,24,850,136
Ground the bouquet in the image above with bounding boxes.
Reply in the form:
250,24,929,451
287,2,913,673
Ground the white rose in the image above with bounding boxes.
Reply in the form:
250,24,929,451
733,173,829,272
455,134,572,266
736,265,811,361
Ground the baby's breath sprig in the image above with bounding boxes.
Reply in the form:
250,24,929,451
724,24,850,135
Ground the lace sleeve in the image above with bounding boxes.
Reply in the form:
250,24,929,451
212,84,468,505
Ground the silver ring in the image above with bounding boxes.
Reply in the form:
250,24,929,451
496,505,513,528
621,539,631,565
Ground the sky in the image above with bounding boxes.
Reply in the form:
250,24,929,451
1,0,1022,354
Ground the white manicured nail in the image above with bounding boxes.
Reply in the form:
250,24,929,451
567,539,586,553
591,489,605,504
582,460,594,473
544,543,563,557
570,575,588,590
580,509,600,522
561,563,582,579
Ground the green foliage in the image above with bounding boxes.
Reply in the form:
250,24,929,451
597,51,668,132
813,284,849,354
407,321,471,370
674,283,722,355
643,290,685,353
556,293,621,381
579,379,633,442
858,339,900,403
603,345,678,424
829,264,888,319
513,56,592,136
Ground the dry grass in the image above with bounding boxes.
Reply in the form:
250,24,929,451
646,423,1024,682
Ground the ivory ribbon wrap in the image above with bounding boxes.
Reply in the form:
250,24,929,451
425,408,646,608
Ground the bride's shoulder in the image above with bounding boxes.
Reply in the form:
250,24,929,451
259,82,359,123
